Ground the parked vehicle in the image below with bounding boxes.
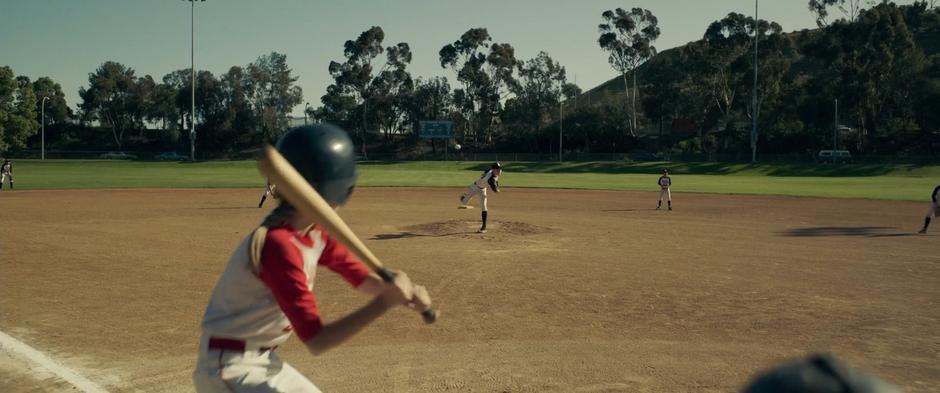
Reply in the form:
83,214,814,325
155,152,187,161
99,152,137,160
817,150,852,164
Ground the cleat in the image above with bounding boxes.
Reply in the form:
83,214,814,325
478,228,487,233
668,206,672,211
458,205,473,209
919,229,927,234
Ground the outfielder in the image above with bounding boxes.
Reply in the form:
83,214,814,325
0,159,13,190
258,181,277,208
918,184,940,234
656,169,672,211
459,162,501,233
193,124,432,393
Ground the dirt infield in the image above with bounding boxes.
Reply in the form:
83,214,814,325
1,187,938,393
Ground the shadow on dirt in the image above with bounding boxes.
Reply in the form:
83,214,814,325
198,206,258,210
371,231,478,240
780,226,918,237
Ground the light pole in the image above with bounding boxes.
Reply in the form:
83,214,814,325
751,0,759,163
304,102,310,125
41,96,50,160
186,0,205,161
559,101,564,162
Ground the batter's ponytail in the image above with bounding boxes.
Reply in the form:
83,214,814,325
249,203,296,274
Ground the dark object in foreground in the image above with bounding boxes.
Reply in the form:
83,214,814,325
741,354,901,393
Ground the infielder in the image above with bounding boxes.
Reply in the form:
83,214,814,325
459,162,501,233
918,184,940,234
656,169,672,210
193,124,432,393
258,181,277,208
0,159,12,190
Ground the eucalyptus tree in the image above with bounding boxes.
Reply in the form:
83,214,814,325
598,7,660,135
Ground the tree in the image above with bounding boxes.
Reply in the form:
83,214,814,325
321,26,387,156
247,52,303,142
805,2,926,152
687,12,791,156
78,61,138,151
809,0,875,27
509,51,568,144
598,7,661,136
31,77,70,126
439,28,518,147
367,42,415,142
218,66,260,149
0,68,40,151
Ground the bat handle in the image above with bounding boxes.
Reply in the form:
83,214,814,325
378,268,438,324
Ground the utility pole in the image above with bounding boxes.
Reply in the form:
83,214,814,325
41,96,50,160
559,101,564,162
186,0,205,161
834,99,839,151
751,0,759,164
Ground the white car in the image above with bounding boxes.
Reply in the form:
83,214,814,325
817,150,852,164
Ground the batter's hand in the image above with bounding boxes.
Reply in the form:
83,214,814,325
379,270,414,308
407,285,432,312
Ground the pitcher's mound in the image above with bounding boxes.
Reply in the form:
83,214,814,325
404,220,550,236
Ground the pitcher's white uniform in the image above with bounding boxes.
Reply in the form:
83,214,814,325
657,174,672,210
460,169,499,211
920,185,940,233
193,224,370,392
927,185,940,217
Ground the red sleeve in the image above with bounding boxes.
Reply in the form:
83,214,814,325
258,229,323,341
319,233,371,287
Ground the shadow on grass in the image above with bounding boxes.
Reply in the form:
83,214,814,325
780,226,918,237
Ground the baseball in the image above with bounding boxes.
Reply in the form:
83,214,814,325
455,143,462,151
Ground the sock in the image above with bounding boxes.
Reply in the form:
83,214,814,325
924,217,932,231
481,211,488,229
668,201,672,207
657,201,661,207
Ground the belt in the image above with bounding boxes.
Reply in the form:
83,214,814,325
208,337,277,352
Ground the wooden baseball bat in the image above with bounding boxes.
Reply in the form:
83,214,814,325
257,145,437,324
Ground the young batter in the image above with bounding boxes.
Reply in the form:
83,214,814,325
193,124,432,393
0,159,13,190
258,181,277,208
459,162,501,233
918,184,940,234
656,169,672,211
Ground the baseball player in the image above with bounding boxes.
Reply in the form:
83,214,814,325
656,169,672,210
918,184,940,234
258,181,277,208
0,159,13,190
459,162,501,233
193,124,432,393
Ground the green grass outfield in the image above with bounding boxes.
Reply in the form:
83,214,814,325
4,159,939,201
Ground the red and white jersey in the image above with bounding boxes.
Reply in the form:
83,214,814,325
200,224,370,348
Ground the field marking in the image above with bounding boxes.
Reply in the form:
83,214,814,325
0,330,109,393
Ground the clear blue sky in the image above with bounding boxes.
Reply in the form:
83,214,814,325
1,1,911,116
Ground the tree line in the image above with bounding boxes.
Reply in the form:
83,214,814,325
1,0,937,160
